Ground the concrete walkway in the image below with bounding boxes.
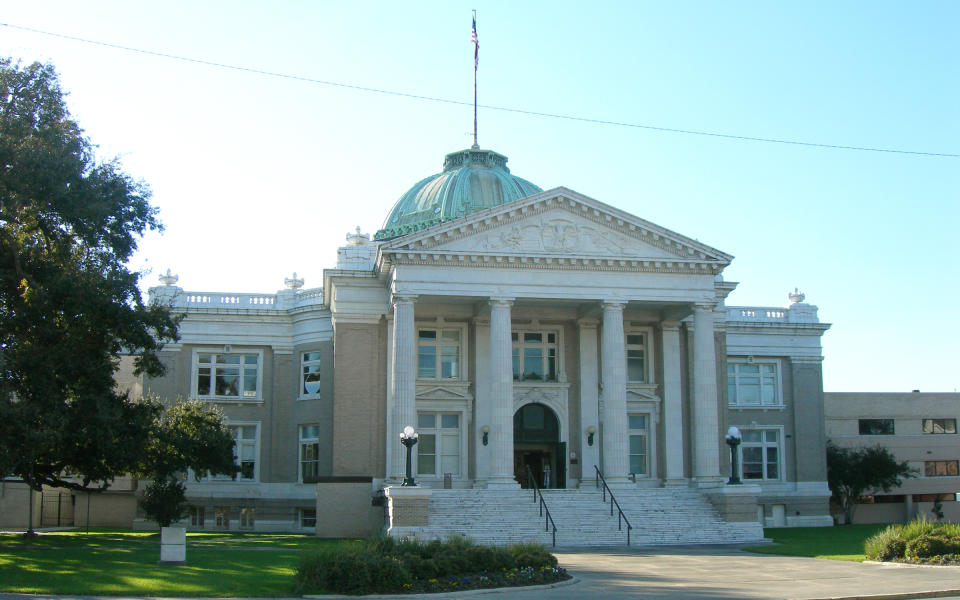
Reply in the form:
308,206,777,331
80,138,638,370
2,544,959,600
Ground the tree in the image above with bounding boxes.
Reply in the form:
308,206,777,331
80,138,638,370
0,58,179,530
826,441,913,525
138,399,239,527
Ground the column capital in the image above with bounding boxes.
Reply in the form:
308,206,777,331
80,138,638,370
660,320,681,332
488,296,514,308
391,293,418,305
601,300,626,311
693,301,717,312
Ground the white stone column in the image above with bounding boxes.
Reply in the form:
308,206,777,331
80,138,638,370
487,298,518,488
389,294,417,481
600,301,630,485
578,319,600,484
692,303,723,485
472,317,491,485
661,321,686,485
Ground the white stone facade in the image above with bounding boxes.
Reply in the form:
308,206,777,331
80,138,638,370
138,186,833,534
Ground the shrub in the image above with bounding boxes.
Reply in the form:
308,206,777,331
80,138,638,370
865,517,960,562
295,545,412,595
507,542,559,569
906,535,952,559
864,525,904,560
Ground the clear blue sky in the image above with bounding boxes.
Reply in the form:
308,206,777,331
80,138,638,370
2,1,957,393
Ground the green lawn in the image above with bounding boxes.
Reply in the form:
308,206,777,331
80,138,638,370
744,525,890,561
0,529,352,596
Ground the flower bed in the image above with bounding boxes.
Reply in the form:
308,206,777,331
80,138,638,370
295,536,570,595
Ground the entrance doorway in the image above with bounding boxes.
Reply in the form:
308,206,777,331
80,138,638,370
513,403,565,489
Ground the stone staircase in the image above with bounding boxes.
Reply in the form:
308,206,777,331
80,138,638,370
408,487,763,547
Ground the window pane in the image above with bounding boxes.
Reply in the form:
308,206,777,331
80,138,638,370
240,461,255,479
244,355,258,365
303,365,321,394
418,454,436,475
742,448,763,479
629,454,646,475
301,425,320,439
241,426,256,440
198,369,211,395
547,348,556,381
739,364,759,374
761,384,776,405
303,351,321,362
627,356,644,381
243,369,257,396
417,346,436,378
216,371,239,396
417,413,436,429
441,414,459,428
627,334,644,345
198,354,212,363
547,333,556,344
740,380,760,404
727,382,736,403
440,434,458,454
512,348,520,380
628,415,647,430
418,434,436,454
765,431,778,443
418,329,436,341
441,329,460,342
221,355,241,364
523,347,543,379
440,346,458,378
947,420,958,434
742,431,762,443
629,435,646,454
524,332,542,343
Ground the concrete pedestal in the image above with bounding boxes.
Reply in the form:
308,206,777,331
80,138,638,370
385,486,433,538
706,484,762,523
159,526,186,564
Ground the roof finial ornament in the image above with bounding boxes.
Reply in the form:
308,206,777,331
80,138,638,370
471,10,480,150
284,272,304,290
158,268,178,286
788,288,806,304
346,227,370,246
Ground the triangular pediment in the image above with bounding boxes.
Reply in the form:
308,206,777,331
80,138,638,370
380,188,732,274
415,385,473,401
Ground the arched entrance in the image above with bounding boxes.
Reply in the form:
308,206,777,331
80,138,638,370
513,403,566,489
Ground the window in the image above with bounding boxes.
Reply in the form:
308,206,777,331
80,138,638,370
299,425,320,483
626,334,646,382
189,506,205,527
859,419,895,435
923,419,957,434
239,507,255,530
512,331,557,381
214,507,229,529
924,460,959,477
727,361,780,406
628,415,649,476
417,329,460,379
221,424,258,481
913,493,956,503
739,429,780,481
301,351,322,396
300,508,317,528
417,412,460,477
194,352,261,400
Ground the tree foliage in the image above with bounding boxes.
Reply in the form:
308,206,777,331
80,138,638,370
0,58,179,492
138,399,239,527
826,440,914,524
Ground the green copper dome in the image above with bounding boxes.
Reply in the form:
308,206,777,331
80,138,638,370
374,148,542,241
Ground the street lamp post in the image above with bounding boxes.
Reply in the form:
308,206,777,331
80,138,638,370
400,426,419,487
725,426,742,485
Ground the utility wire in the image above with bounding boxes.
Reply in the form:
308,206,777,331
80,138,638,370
3,22,957,159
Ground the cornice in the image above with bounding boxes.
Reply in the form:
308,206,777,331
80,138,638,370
385,250,723,274
380,190,732,272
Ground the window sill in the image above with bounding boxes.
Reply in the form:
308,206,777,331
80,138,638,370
193,397,264,405
728,405,785,411
297,395,321,401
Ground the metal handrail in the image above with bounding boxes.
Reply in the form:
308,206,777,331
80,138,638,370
525,464,557,546
594,465,633,545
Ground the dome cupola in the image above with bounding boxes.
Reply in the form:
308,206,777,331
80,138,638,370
374,148,542,241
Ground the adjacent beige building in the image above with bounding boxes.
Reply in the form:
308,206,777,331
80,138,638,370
825,392,960,523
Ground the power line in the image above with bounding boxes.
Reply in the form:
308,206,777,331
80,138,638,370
3,22,957,159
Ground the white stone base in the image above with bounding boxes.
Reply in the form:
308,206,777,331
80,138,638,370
485,477,520,489
786,515,834,528
159,526,186,564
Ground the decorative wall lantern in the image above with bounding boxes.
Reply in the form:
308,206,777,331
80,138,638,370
725,426,742,485
481,425,490,446
400,426,419,487
586,425,596,447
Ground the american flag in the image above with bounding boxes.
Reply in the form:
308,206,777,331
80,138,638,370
472,13,479,69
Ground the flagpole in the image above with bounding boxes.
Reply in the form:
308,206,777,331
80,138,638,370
472,10,479,149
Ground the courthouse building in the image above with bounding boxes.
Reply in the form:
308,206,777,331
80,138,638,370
1,146,835,541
